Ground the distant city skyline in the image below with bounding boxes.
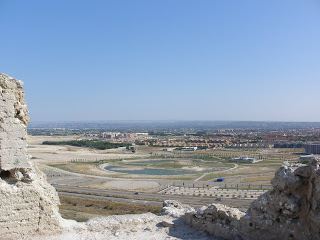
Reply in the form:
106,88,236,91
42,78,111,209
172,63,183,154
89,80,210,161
1,0,319,122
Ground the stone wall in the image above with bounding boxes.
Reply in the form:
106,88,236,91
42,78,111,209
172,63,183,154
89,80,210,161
0,74,61,237
0,163,62,236
0,73,30,171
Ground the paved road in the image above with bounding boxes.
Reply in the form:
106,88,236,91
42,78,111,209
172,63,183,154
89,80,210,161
54,184,252,211
43,163,270,194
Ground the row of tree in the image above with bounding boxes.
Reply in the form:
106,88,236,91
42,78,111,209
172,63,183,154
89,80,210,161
42,140,130,150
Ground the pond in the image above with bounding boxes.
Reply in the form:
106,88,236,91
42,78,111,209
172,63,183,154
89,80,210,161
104,165,213,175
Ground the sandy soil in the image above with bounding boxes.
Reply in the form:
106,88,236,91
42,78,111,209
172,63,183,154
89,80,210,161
27,136,150,164
89,180,160,191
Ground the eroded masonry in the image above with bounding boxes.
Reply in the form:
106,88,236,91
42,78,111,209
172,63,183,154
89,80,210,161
0,74,30,172
0,73,61,235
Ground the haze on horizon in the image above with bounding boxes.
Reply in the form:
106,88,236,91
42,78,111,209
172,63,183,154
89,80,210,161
1,0,319,122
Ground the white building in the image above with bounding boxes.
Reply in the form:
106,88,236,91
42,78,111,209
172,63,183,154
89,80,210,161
181,147,198,151
230,156,261,163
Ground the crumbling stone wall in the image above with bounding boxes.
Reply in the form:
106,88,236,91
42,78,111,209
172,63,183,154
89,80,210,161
182,159,320,240
0,74,61,236
0,73,30,171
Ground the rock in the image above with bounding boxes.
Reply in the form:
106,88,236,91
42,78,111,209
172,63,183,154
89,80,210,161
159,220,175,227
159,200,195,218
0,73,30,170
0,73,62,237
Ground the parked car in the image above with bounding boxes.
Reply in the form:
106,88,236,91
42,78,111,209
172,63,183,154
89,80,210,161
215,177,225,182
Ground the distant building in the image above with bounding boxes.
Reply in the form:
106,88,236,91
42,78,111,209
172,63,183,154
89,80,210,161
274,142,305,148
305,142,320,154
124,133,135,138
230,156,261,163
100,132,121,139
180,147,197,151
227,143,272,148
163,148,174,152
136,133,149,136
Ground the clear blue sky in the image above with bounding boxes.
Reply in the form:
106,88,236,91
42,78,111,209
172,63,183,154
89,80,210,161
1,0,319,122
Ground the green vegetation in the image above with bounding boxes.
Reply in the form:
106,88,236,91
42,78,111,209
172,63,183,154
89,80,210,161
48,164,72,172
42,140,130,150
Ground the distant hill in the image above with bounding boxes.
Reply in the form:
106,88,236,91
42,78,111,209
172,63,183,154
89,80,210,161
28,120,320,130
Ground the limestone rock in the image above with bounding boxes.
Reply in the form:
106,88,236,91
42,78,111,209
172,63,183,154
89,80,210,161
183,204,244,239
0,74,62,237
160,200,195,218
0,73,30,170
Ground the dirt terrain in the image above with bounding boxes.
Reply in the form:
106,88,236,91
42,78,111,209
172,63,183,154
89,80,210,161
26,135,299,218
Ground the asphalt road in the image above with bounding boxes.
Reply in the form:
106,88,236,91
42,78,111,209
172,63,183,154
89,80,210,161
55,184,252,211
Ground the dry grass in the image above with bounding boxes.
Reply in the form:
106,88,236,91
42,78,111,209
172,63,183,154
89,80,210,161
87,180,160,191
59,195,161,222
202,148,302,160
201,165,279,181
70,163,104,175
242,176,273,182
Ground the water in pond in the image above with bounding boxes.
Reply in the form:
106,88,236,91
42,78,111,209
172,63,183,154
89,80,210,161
128,159,211,165
104,165,212,175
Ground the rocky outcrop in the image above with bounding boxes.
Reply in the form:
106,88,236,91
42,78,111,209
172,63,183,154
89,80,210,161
182,159,320,240
0,74,61,237
160,200,195,218
0,73,30,171
32,212,215,240
183,203,244,239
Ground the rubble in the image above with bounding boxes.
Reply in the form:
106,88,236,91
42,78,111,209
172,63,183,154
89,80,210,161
160,200,195,218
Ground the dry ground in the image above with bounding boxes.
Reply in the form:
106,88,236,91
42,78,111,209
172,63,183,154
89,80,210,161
59,195,161,222
28,135,301,191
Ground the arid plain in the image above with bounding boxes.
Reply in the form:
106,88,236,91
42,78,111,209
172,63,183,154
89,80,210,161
27,135,303,221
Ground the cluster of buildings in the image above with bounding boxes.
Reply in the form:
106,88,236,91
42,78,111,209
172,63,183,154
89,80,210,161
305,142,320,154
272,142,320,154
81,129,320,154
99,132,149,139
273,142,305,148
227,143,273,148
153,140,228,148
147,128,320,149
